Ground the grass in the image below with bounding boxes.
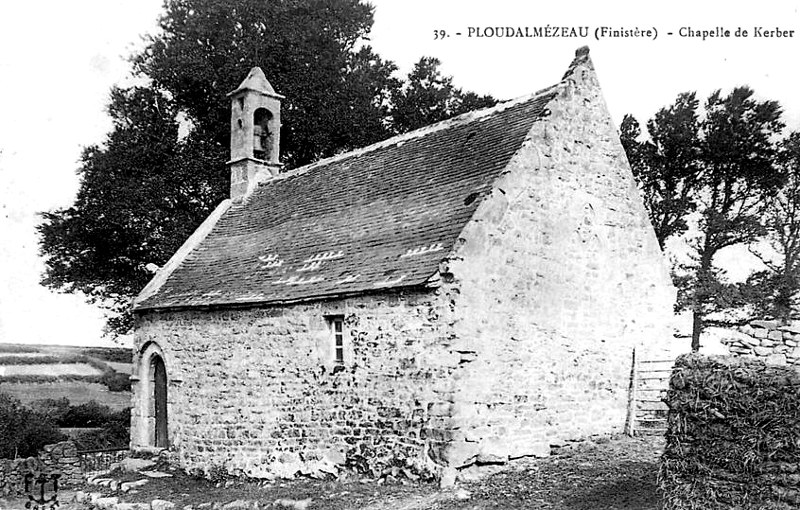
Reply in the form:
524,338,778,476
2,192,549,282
0,382,131,410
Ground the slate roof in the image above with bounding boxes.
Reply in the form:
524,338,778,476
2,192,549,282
135,86,559,311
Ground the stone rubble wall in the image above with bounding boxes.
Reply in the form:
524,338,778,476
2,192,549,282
438,53,675,469
132,290,461,480
720,320,800,366
0,441,82,495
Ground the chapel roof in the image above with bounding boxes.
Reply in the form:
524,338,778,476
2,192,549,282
133,51,590,311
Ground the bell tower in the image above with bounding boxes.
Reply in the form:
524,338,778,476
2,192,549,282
227,67,284,202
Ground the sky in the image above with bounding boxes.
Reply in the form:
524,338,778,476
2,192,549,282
0,1,798,346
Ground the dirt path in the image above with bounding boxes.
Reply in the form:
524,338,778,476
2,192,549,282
82,435,663,510
358,436,664,510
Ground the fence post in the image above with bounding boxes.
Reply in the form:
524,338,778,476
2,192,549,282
625,346,638,436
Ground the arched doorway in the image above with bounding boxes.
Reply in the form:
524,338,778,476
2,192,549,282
151,354,169,448
136,342,169,450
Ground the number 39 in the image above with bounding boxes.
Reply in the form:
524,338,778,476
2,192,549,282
433,29,447,39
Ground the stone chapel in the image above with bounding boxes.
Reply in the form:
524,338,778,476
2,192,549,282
130,47,675,480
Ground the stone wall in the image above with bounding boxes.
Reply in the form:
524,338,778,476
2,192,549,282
132,290,460,479
0,441,82,495
720,320,800,366
437,52,674,469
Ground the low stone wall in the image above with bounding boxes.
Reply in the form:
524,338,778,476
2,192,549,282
0,441,82,495
661,354,800,509
720,320,800,366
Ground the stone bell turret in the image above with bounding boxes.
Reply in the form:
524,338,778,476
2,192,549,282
227,67,284,202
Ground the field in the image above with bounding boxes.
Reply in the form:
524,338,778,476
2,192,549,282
0,343,132,409
0,381,131,409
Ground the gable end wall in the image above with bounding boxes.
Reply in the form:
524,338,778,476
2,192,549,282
438,60,675,467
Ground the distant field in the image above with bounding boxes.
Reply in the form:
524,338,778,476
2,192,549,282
105,361,132,374
0,363,104,377
0,343,132,409
0,381,131,409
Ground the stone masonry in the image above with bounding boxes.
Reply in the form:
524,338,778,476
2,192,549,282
434,54,674,467
133,291,459,479
131,48,675,481
0,441,82,495
720,320,800,366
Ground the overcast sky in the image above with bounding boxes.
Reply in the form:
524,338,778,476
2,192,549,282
0,1,798,346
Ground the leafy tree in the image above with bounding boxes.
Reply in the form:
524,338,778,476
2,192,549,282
745,132,800,322
623,87,785,350
620,92,701,249
685,88,784,349
390,57,496,133
39,0,495,337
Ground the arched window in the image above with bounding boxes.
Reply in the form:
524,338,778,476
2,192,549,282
253,108,273,160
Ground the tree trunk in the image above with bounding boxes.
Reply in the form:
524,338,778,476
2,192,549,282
691,248,715,352
691,308,702,352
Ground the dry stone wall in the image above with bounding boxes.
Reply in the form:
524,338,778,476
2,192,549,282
720,320,800,366
438,54,674,468
0,441,82,495
133,290,460,479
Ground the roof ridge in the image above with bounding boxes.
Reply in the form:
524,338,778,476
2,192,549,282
263,82,564,187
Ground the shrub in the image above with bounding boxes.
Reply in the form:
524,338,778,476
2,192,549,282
0,393,65,459
660,354,800,509
59,400,115,428
100,370,131,392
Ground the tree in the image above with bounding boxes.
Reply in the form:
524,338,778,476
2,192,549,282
745,132,800,322
390,57,496,133
39,0,495,337
620,92,701,249
623,87,785,350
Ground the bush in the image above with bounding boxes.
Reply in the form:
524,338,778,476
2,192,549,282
0,393,65,459
74,421,130,450
100,370,131,392
59,401,115,428
80,348,132,364
660,354,800,509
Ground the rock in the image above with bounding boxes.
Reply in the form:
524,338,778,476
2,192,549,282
141,470,173,478
274,498,312,510
222,500,258,509
766,353,787,366
120,458,157,473
439,467,457,488
760,339,776,347
454,488,472,500
152,499,177,510
443,441,479,468
111,480,119,491
121,479,149,492
778,324,800,334
754,329,768,339
183,506,194,510
117,504,151,510
476,438,510,464
74,491,87,503
769,330,784,341
95,496,119,509
323,448,346,466
509,440,551,459
754,346,772,356
752,320,779,329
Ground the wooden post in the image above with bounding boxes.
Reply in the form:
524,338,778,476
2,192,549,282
624,346,638,436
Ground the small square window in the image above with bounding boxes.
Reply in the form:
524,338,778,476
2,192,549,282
327,315,345,366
